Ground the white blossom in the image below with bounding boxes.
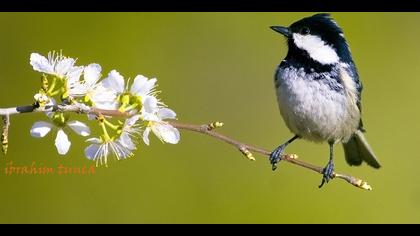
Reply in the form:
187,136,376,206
101,70,158,110
69,63,118,110
118,115,142,150
68,63,102,97
84,115,141,165
27,51,180,164
130,74,158,101
30,119,91,155
141,96,180,145
30,51,80,81
84,138,134,166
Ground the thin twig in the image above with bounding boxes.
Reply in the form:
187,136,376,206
0,104,372,190
167,121,372,191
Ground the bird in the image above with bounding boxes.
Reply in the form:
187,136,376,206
269,13,381,188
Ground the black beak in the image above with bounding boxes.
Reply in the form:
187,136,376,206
270,26,291,38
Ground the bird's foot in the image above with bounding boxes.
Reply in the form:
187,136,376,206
269,144,286,171
319,159,335,188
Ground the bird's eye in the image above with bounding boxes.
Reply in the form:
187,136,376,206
300,27,310,35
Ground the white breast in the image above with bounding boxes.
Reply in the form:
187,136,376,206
275,66,360,143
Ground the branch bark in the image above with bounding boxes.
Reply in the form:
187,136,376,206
0,104,373,190
167,121,372,190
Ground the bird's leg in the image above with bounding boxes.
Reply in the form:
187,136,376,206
270,135,299,171
319,142,335,188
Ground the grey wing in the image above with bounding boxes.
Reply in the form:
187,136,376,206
348,62,364,131
342,62,380,168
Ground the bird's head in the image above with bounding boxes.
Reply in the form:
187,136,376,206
271,13,353,65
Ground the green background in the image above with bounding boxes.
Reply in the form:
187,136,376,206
0,12,417,223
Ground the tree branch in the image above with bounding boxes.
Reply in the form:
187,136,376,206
167,121,372,190
0,104,372,190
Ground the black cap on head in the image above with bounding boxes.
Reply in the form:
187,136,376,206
272,13,353,64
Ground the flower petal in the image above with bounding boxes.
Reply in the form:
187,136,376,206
30,121,53,138
142,78,157,95
101,70,125,94
84,63,102,86
90,85,119,109
68,83,88,97
30,53,54,74
119,133,136,150
142,96,158,114
93,101,119,110
130,75,147,95
130,75,157,97
157,108,177,120
142,113,159,122
126,115,141,127
85,144,100,160
55,58,75,77
67,120,91,136
152,123,180,144
67,66,84,87
55,129,71,155
86,138,102,144
87,113,97,120
142,127,151,145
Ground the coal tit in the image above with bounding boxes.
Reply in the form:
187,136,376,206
270,13,380,188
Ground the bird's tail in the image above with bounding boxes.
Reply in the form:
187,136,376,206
343,130,381,168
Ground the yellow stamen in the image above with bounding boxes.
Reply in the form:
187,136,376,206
47,77,57,95
104,119,120,131
98,116,112,141
41,74,49,92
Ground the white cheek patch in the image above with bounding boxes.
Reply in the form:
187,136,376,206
292,33,339,65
